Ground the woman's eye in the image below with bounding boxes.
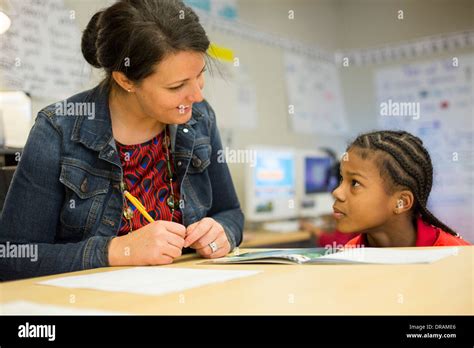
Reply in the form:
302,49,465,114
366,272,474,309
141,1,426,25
169,85,184,91
169,69,206,91
351,179,360,187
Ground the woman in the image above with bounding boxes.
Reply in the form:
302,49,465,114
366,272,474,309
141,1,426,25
0,0,243,280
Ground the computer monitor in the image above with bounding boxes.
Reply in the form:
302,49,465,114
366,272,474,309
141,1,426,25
305,156,333,193
297,150,336,218
245,146,297,222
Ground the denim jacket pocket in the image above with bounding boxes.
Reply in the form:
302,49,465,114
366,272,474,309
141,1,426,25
180,137,213,215
58,162,110,241
187,137,211,174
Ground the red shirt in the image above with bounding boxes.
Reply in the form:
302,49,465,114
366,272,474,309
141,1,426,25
345,216,471,247
116,131,182,235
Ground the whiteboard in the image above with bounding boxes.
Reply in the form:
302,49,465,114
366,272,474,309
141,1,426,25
0,0,89,100
375,54,474,242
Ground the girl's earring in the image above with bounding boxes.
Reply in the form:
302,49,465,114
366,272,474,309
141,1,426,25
395,199,404,214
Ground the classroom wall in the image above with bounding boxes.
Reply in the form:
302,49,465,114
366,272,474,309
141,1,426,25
207,0,347,207
336,0,474,50
2,0,473,231
215,0,474,211
335,0,474,136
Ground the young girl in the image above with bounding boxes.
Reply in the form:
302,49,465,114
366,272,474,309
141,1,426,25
332,130,471,247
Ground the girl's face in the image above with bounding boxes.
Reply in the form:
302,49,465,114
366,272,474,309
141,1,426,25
332,148,399,234
133,50,206,124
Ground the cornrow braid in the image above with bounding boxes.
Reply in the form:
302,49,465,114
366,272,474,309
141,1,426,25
347,130,458,236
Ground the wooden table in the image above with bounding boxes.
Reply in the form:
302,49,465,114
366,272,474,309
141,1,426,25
1,247,472,315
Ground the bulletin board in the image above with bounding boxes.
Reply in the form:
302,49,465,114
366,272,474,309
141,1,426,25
375,54,474,241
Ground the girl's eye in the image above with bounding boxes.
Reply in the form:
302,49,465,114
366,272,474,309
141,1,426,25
351,179,360,187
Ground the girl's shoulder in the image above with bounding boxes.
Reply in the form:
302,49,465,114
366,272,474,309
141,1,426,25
434,230,471,246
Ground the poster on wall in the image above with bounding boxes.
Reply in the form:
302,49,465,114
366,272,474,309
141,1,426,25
284,52,349,135
204,59,258,130
184,0,238,20
375,54,474,242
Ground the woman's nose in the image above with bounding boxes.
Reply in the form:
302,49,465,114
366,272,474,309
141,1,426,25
188,80,204,103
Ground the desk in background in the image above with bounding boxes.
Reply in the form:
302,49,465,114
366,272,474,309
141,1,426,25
1,247,472,315
241,230,313,248
0,147,22,167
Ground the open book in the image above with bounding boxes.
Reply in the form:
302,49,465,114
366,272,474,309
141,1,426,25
203,247,459,265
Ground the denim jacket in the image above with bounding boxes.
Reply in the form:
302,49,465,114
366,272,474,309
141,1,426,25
0,85,243,280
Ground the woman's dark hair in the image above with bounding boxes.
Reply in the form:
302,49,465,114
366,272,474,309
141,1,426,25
81,0,210,89
347,130,457,236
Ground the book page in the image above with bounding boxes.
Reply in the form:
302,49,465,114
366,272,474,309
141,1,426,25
317,247,460,264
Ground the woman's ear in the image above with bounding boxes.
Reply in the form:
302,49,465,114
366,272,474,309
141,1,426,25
111,71,135,93
394,190,414,214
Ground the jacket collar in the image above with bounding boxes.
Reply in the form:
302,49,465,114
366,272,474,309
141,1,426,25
71,84,202,153
71,85,113,152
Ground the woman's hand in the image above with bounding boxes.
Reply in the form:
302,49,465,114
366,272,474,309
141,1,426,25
108,220,186,266
184,217,231,258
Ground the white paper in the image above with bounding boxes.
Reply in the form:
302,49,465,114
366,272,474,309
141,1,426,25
0,301,127,315
38,267,262,296
318,247,459,264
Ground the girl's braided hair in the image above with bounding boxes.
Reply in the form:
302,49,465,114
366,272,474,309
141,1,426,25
347,130,457,236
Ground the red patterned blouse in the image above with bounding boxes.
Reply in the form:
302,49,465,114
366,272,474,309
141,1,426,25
116,131,182,235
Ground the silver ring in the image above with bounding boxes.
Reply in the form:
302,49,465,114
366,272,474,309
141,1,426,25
209,241,218,253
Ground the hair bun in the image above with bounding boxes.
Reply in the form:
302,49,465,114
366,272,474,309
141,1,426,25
81,11,103,68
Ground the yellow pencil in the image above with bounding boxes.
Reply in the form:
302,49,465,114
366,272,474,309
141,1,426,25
124,190,155,223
